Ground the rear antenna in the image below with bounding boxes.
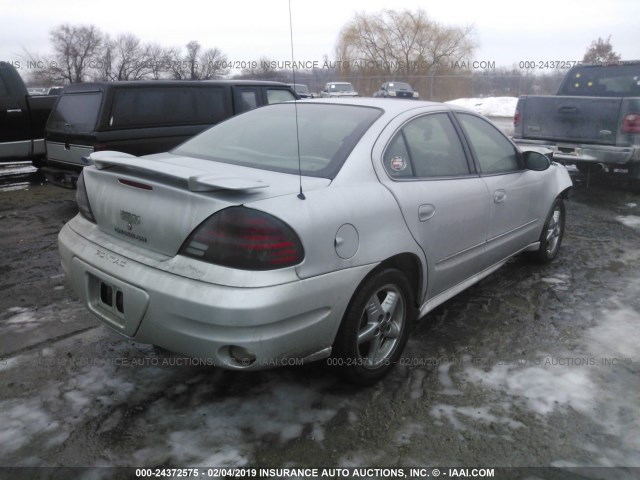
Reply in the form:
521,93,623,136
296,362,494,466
288,0,305,200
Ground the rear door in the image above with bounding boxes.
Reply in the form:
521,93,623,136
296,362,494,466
377,111,491,299
46,91,103,167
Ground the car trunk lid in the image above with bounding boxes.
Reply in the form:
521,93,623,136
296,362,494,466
83,151,330,257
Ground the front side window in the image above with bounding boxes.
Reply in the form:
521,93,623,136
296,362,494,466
383,113,470,178
457,113,521,175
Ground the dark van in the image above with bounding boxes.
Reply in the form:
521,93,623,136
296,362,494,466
43,80,298,187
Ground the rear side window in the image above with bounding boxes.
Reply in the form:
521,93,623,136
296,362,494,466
47,93,102,133
267,88,296,104
109,87,226,128
235,88,259,113
384,113,470,178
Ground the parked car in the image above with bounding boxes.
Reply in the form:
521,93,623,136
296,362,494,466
43,80,298,187
0,61,57,162
513,61,640,180
288,83,313,98
58,98,572,384
374,81,419,99
320,82,359,98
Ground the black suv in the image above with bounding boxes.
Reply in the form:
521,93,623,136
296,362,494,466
43,80,297,187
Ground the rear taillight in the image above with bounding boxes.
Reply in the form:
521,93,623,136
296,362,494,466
514,109,521,127
179,207,304,270
76,171,96,223
622,113,640,134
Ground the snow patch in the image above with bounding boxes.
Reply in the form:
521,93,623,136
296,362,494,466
430,404,526,431
445,97,518,117
0,399,64,456
464,363,595,416
616,215,640,230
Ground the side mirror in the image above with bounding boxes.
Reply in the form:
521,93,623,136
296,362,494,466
523,150,551,171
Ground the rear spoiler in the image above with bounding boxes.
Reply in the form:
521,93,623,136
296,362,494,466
89,151,268,192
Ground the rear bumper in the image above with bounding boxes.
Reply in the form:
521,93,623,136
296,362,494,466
512,138,639,166
58,221,373,370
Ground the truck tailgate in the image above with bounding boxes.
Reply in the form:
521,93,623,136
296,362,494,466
521,96,622,145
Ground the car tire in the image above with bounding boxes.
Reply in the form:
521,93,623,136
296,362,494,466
332,268,415,385
529,197,565,264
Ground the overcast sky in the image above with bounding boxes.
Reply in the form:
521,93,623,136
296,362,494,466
2,0,639,75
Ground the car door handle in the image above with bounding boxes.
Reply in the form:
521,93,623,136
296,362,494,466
494,190,507,203
418,204,436,222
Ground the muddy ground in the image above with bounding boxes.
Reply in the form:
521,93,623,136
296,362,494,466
0,167,639,479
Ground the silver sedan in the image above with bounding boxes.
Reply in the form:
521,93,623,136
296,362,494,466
58,98,572,384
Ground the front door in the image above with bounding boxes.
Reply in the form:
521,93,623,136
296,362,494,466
455,113,542,267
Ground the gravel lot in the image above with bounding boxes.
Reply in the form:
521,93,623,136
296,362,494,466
0,166,639,478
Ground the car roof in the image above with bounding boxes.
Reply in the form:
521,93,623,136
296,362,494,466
60,79,292,94
299,97,471,116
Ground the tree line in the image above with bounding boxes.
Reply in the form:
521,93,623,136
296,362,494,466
25,25,230,84
22,10,621,101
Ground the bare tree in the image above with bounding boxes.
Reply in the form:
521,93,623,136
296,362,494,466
49,24,104,83
583,35,621,64
336,9,476,79
143,43,173,80
100,33,147,81
170,41,229,80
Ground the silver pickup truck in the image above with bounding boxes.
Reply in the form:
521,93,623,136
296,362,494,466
0,61,57,162
512,61,640,181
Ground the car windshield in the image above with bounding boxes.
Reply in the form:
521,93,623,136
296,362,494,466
329,83,354,92
387,82,413,91
173,103,382,179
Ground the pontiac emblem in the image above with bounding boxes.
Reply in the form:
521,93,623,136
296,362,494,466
120,210,141,231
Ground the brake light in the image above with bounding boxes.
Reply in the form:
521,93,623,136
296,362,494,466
622,113,640,134
179,207,304,270
514,109,521,127
76,171,96,223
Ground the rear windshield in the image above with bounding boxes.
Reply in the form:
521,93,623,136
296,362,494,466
109,86,228,128
173,103,382,178
558,64,640,97
47,92,102,133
